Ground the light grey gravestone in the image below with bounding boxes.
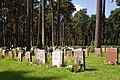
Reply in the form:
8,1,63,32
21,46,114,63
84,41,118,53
8,50,13,59
95,48,102,57
12,48,17,57
2,49,6,57
35,49,47,64
25,51,32,63
0,47,3,53
18,51,23,62
52,50,64,68
102,48,106,53
83,48,89,57
74,48,85,70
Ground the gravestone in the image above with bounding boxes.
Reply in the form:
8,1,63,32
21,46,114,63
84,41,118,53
0,47,3,53
95,48,102,57
74,48,85,70
52,50,64,68
66,49,74,59
18,51,23,62
35,49,47,64
25,51,32,63
12,48,17,57
102,48,106,53
8,50,13,59
83,48,89,56
106,48,118,65
2,49,6,57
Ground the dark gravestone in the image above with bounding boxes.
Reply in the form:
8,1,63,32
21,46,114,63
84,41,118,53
83,48,89,57
12,48,17,57
74,48,85,70
95,48,102,57
106,48,118,65
25,51,32,63
18,51,23,62
8,50,13,59
52,50,64,68
35,49,47,64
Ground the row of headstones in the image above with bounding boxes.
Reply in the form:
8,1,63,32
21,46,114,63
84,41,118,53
95,48,118,65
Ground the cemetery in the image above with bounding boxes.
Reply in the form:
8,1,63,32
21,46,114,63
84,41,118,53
0,46,120,80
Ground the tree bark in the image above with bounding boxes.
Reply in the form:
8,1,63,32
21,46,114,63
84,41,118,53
42,0,45,47
94,0,102,48
26,0,31,51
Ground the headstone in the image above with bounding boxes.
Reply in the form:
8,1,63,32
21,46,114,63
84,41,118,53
0,47,3,53
52,50,64,68
66,49,74,59
102,48,106,53
95,48,102,57
2,49,6,57
25,51,32,63
18,51,23,62
12,48,17,57
83,48,89,56
35,49,47,64
8,50,13,59
106,48,118,65
74,48,85,70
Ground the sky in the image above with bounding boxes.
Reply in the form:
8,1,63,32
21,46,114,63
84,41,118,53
72,0,119,17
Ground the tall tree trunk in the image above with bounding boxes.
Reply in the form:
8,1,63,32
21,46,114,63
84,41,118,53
37,0,42,48
94,0,102,48
50,0,55,47
26,0,31,51
57,0,60,46
102,0,106,45
42,0,45,47
62,15,65,46
30,0,33,47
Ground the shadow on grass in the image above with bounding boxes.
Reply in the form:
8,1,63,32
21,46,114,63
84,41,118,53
0,71,60,80
85,68,98,71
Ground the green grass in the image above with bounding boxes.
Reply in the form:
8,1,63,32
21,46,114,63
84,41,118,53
0,53,120,80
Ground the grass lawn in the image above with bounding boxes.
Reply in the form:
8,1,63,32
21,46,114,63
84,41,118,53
0,53,120,80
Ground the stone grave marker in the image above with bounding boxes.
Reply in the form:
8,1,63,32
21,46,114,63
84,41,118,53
25,51,32,63
102,48,105,53
106,48,118,65
18,51,23,62
74,48,85,70
2,49,6,57
35,49,47,64
95,48,102,57
0,47,3,53
83,48,89,56
52,50,64,68
12,48,17,57
66,49,74,59
8,50,13,59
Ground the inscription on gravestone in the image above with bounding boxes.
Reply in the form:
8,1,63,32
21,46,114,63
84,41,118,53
106,48,118,65
74,48,85,70
52,50,64,68
95,48,102,57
